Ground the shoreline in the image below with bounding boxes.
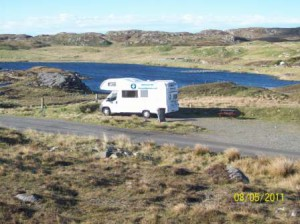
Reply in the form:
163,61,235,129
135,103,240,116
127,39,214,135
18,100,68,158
0,42,299,81
1,60,300,83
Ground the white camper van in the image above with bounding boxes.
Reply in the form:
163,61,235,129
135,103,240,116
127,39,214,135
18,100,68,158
99,78,179,118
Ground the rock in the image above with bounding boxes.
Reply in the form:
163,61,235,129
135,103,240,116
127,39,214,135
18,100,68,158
279,61,286,66
110,154,118,159
100,145,133,159
226,165,250,184
22,66,91,93
15,194,42,203
105,145,116,157
290,209,299,217
36,71,90,93
49,146,58,152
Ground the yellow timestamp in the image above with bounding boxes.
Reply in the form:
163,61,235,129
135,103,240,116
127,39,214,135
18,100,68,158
233,193,284,203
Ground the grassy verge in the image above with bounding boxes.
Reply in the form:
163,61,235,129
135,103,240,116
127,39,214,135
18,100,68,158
0,128,299,223
0,41,300,80
0,102,204,134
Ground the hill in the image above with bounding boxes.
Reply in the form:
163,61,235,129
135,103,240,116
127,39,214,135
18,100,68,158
1,27,299,49
228,27,300,42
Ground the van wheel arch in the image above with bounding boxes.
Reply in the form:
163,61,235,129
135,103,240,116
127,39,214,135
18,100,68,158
102,107,111,116
142,110,151,118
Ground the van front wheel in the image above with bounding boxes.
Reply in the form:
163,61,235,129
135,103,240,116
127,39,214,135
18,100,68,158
142,110,151,118
102,107,111,116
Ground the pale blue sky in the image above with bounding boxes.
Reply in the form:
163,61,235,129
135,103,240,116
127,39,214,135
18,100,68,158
1,0,299,35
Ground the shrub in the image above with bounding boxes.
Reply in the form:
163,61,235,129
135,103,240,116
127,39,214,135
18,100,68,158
224,148,240,162
194,144,210,155
79,103,99,113
268,157,295,177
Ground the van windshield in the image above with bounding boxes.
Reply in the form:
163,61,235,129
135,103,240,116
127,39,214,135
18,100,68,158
107,92,117,102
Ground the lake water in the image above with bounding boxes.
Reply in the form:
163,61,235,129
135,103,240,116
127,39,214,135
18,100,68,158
0,62,299,92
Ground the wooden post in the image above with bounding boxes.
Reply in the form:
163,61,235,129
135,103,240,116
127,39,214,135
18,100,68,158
41,97,44,109
95,94,98,103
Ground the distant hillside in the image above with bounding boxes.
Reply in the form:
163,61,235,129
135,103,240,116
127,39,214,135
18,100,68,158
0,27,299,49
34,32,112,46
106,29,245,46
228,27,300,42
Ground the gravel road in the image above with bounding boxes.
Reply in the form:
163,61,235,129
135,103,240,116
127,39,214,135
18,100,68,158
170,117,300,153
0,115,299,158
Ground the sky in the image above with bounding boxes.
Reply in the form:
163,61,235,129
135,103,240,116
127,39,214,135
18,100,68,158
1,0,300,35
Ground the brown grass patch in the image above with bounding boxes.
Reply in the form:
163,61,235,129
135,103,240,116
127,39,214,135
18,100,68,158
224,148,241,162
194,144,211,155
268,157,296,177
172,203,189,214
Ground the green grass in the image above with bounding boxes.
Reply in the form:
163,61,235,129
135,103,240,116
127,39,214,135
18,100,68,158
240,106,300,122
179,82,300,123
179,82,288,99
191,46,247,58
0,128,299,223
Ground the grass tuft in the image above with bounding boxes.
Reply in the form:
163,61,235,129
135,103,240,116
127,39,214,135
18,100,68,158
268,157,296,177
194,144,211,155
224,148,241,162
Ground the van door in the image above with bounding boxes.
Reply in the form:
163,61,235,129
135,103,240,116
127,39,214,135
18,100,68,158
105,91,118,113
118,90,139,113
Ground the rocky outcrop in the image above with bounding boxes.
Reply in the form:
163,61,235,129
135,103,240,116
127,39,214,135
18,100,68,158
1,66,91,93
34,32,112,46
106,29,240,46
23,67,91,93
1,27,299,48
0,34,32,41
29,67,91,93
228,27,300,41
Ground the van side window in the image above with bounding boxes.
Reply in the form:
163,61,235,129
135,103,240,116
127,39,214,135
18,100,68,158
122,90,138,98
108,82,116,87
140,90,148,98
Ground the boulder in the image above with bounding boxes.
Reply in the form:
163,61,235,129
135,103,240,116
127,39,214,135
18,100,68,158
101,145,133,159
226,165,250,184
15,193,42,203
30,67,91,93
206,163,250,184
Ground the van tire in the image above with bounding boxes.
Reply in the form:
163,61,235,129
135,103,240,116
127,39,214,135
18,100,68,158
102,107,111,116
142,110,151,118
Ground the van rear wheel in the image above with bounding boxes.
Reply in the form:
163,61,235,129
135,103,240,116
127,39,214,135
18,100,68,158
102,107,111,116
142,110,151,118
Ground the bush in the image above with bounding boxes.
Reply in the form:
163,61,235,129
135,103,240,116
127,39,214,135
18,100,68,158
79,103,99,113
224,148,240,162
194,144,210,155
268,157,295,177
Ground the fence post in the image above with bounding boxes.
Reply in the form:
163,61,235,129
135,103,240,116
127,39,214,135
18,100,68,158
95,94,98,103
41,97,45,109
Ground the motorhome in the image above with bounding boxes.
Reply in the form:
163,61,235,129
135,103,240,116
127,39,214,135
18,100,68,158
99,78,179,118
